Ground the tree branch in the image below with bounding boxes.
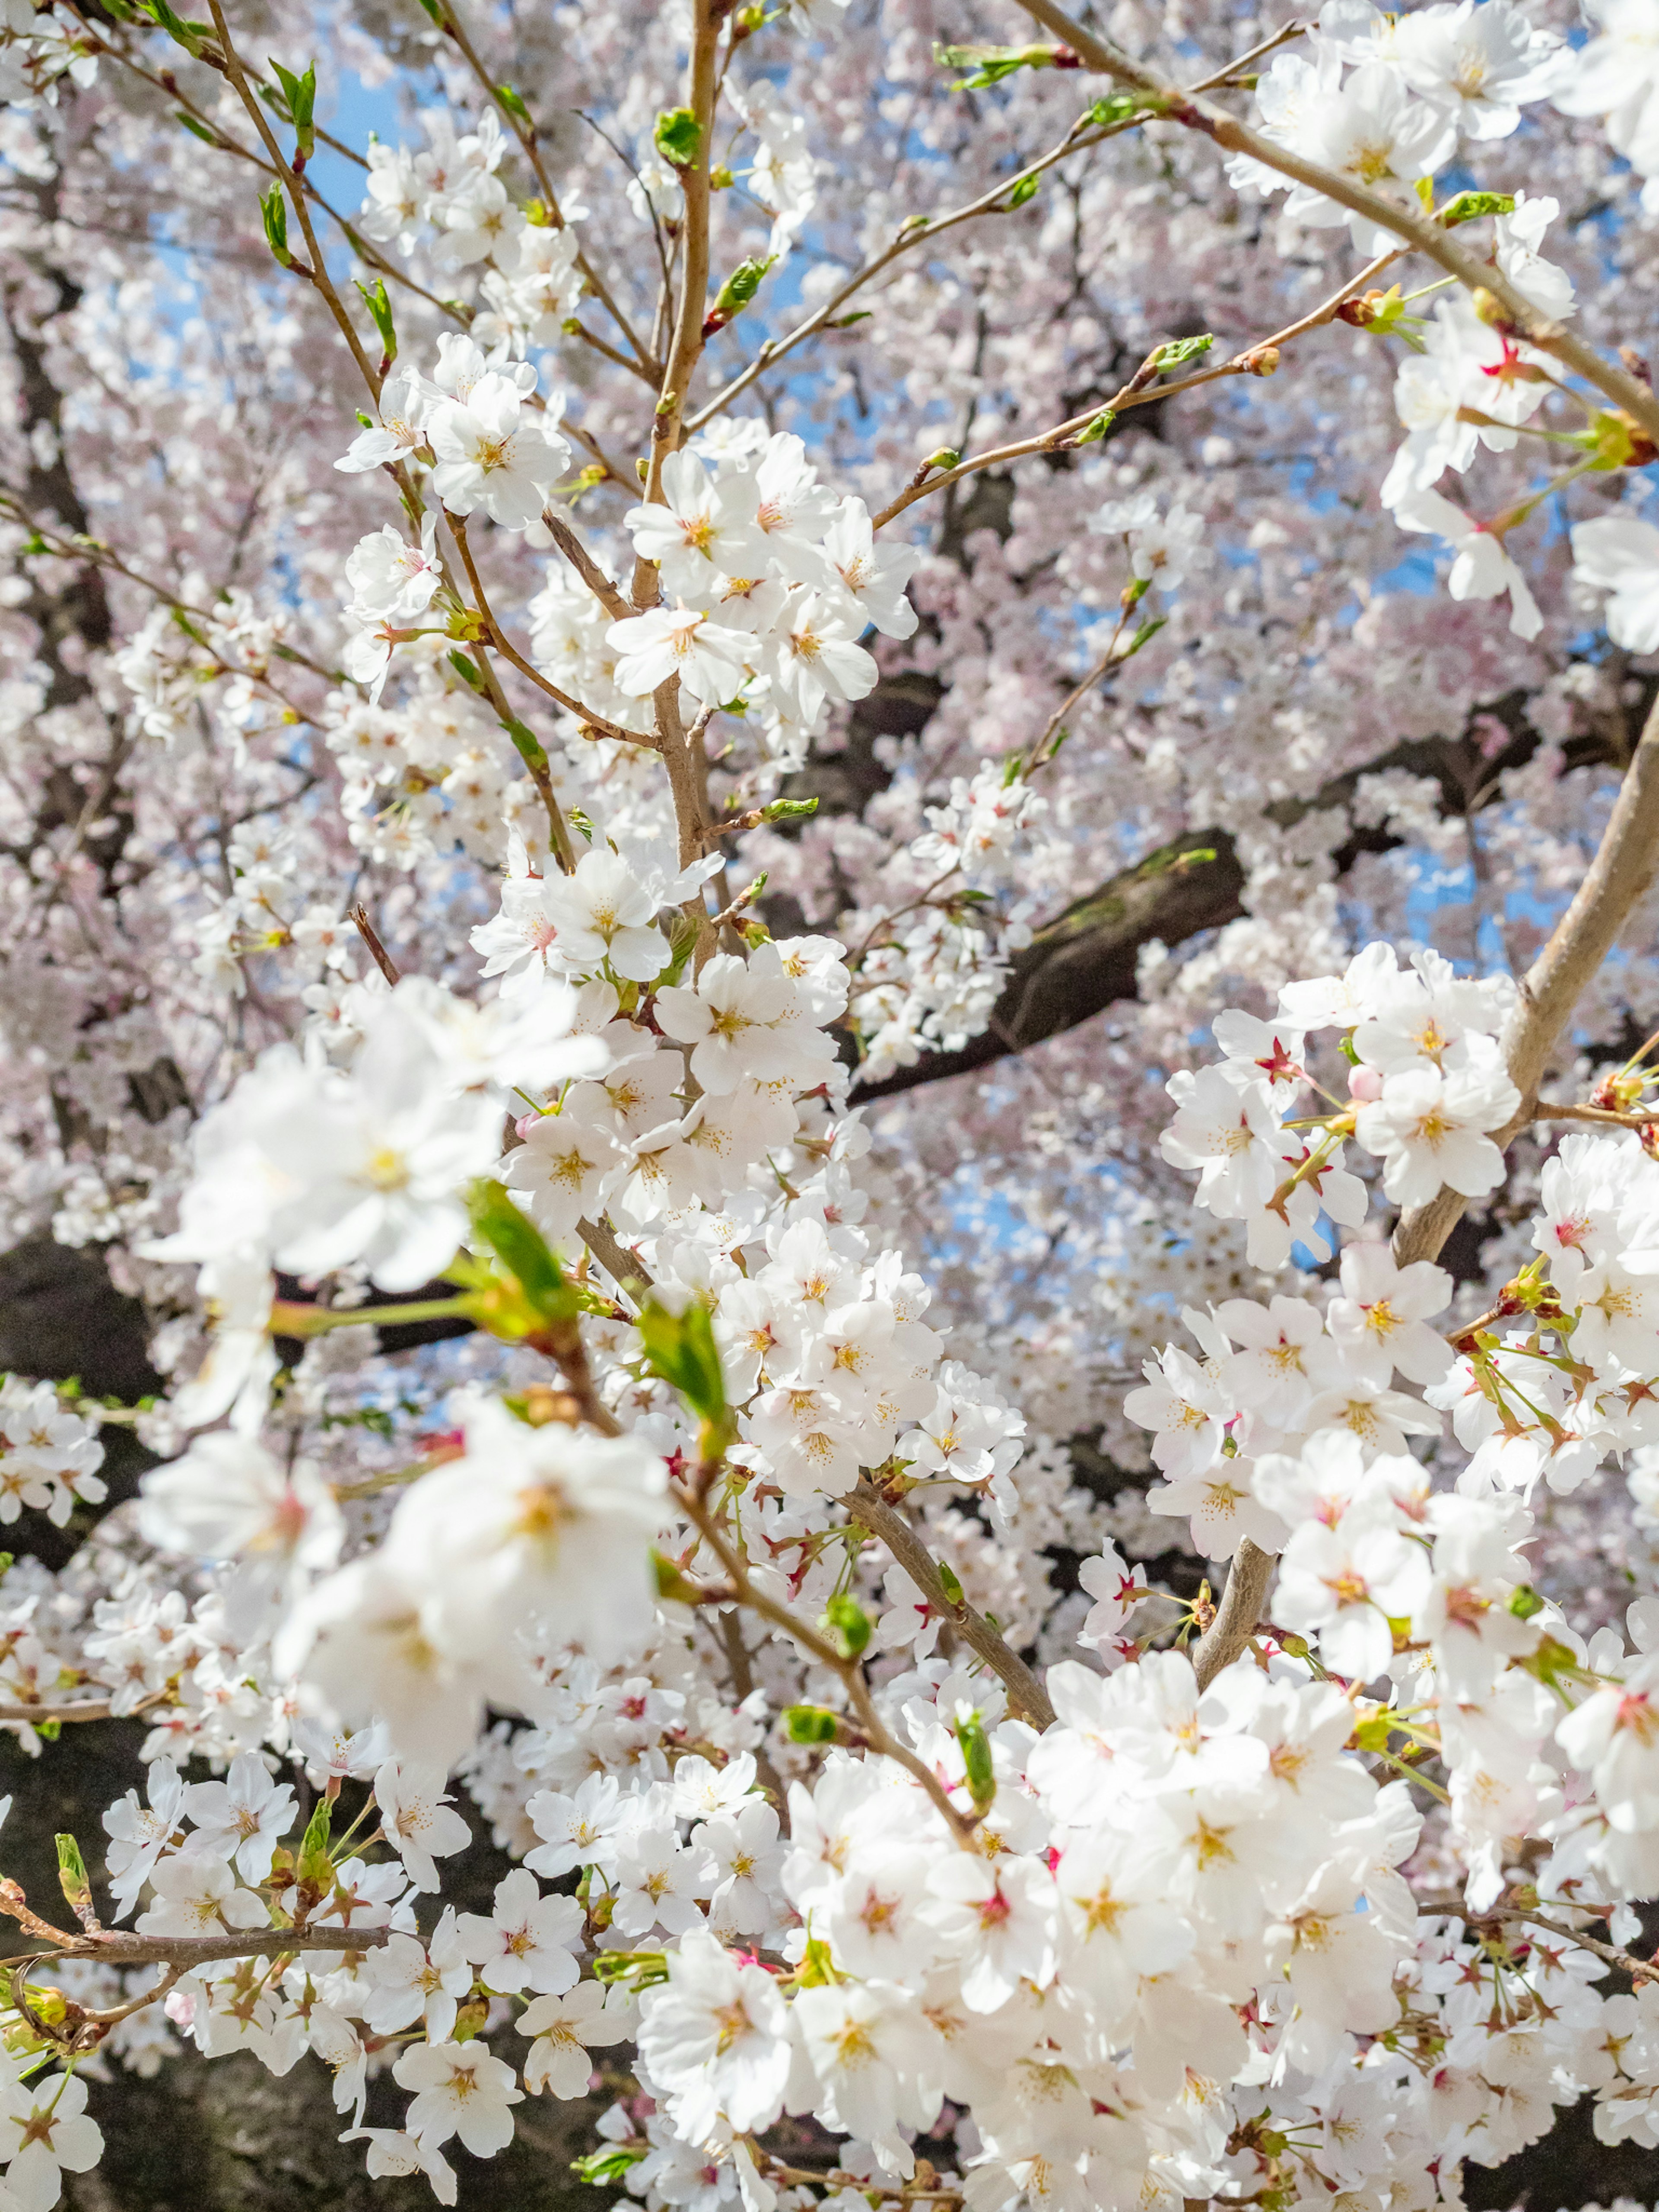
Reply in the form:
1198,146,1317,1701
848,1479,1055,1728
1010,0,1659,447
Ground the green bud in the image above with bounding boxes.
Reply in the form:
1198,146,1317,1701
468,1179,578,1326
707,255,776,331
55,1833,92,1920
297,1795,333,1885
784,1704,841,1745
934,40,1072,89
573,2149,648,2188
953,1713,997,1809
760,795,819,825
495,81,534,128
1123,615,1168,660
823,1591,872,1658
1508,1583,1546,1620
502,714,551,777
1004,171,1039,210
654,105,702,169
1437,189,1515,228
1087,91,1149,127
936,1559,965,1605
1071,407,1116,446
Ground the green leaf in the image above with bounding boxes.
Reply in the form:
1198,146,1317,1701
496,81,534,128
784,1703,841,1745
636,1299,727,1427
176,111,219,145
1437,189,1515,228
760,795,818,825
1508,1583,1546,1620
953,1713,997,1809
653,105,702,169
936,1559,964,1605
709,254,776,326
1072,406,1116,446
448,650,484,692
268,58,316,158
1151,333,1213,371
412,0,445,22
136,0,211,54
1087,90,1148,127
259,184,292,269
353,276,397,365
1005,171,1040,209
1124,615,1168,658
468,1180,579,1323
823,1592,872,1658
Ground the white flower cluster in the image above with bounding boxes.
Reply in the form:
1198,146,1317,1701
0,0,95,105
322,664,522,869
608,436,918,765
0,1375,105,1528
1233,0,1568,245
1233,0,1659,646
849,764,1047,1083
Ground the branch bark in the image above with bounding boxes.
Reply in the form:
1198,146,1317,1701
848,1480,1055,1728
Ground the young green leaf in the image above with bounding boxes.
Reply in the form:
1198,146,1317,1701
635,1299,728,1428
654,106,702,169
468,1179,578,1322
1151,333,1213,371
259,185,293,269
353,276,397,365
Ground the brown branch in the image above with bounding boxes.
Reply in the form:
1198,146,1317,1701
349,903,402,986
1192,1539,1275,1690
0,1698,119,1725
685,21,1309,435
204,0,384,403
675,1483,978,1841
872,246,1402,534
1395,688,1659,1266
633,0,721,608
848,1479,1054,1729
544,513,632,623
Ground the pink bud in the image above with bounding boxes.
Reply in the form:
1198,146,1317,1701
514,1112,540,1141
1348,1065,1384,1102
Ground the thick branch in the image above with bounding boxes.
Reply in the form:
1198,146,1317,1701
851,830,1243,1101
1394,690,1659,1266
1192,1538,1274,1690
